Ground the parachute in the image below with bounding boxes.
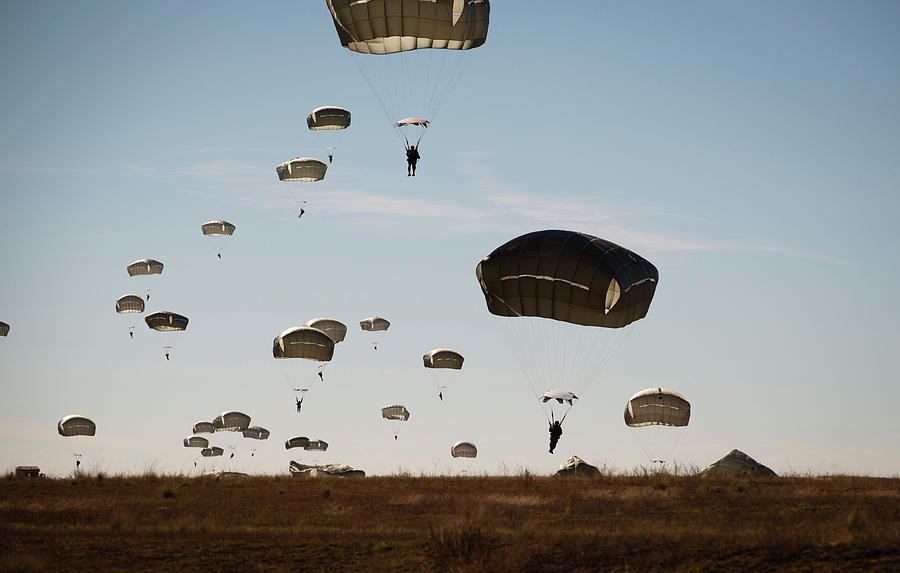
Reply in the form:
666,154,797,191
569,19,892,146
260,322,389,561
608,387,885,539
305,440,329,452
304,318,348,344
381,404,410,421
276,157,327,182
184,436,210,448
145,311,189,332
127,259,163,276
242,426,270,440
307,106,351,163
213,411,251,432
476,230,659,432
193,421,215,434
115,294,145,314
624,388,691,428
423,348,464,369
201,220,236,236
540,390,578,405
325,0,490,146
285,436,310,450
201,447,224,457
360,317,390,332
273,327,335,361
451,441,477,459
624,388,691,465
0,321,8,337
57,415,96,437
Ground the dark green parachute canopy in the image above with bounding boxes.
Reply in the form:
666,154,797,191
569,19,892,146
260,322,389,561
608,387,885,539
193,421,215,434
276,157,327,182
145,311,189,332
183,436,209,448
201,447,224,457
58,415,96,437
381,404,410,421
115,294,145,314
127,258,163,276
326,0,490,54
307,106,351,130
360,317,390,331
201,220,236,236
304,318,348,344
624,388,691,428
213,411,251,432
304,439,329,451
0,321,10,336
285,436,310,450
451,441,477,458
273,327,335,361
423,348,464,369
476,230,658,328
242,426,270,440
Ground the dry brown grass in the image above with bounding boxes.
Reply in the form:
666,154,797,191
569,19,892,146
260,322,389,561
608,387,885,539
0,471,898,571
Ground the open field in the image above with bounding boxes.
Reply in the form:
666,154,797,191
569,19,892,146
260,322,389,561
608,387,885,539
1,472,898,572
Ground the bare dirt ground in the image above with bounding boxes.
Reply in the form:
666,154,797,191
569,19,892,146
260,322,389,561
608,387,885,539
1,472,898,572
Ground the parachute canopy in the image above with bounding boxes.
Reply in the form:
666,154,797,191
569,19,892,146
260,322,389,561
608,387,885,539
127,259,163,277
184,436,209,448
360,317,390,331
193,421,215,434
201,447,224,457
540,390,578,406
381,404,410,421
304,318,348,344
325,0,490,54
475,230,659,328
396,117,429,128
213,411,251,432
115,294,145,314
242,426,270,440
201,220,236,236
58,415,96,437
276,157,327,182
307,106,351,130
624,388,691,428
285,436,310,450
0,321,8,337
423,348,464,369
273,327,335,361
305,439,329,452
451,441,477,458
145,311,189,332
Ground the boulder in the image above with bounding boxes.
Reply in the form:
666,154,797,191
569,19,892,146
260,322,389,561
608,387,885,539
699,449,777,477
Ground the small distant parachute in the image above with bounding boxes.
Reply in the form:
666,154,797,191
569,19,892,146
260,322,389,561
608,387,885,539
0,321,10,337
201,220,236,236
213,411,251,432
624,388,691,427
242,426,270,440
381,405,410,422
145,311,189,332
127,259,163,277
360,317,390,332
273,327,335,361
285,436,310,450
304,318,348,344
423,349,464,370
184,436,209,448
201,447,224,457
540,390,578,406
305,440,328,452
115,294,145,314
58,415,96,437
451,441,477,459
193,421,215,434
307,106,351,131
276,157,327,182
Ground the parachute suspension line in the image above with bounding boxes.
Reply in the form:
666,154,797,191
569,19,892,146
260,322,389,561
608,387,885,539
349,53,405,143
578,323,639,399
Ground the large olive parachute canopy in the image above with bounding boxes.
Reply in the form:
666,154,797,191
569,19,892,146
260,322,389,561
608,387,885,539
242,426,270,440
127,259,163,276
145,311,189,332
304,318,348,344
213,411,251,432
201,447,224,457
273,327,335,361
624,388,691,428
307,106,351,130
325,0,490,54
305,440,329,452
276,158,327,182
192,421,215,434
285,436,310,450
58,415,96,437
381,404,410,421
423,348,464,369
451,441,477,458
476,230,659,328
115,294,145,314
183,436,209,448
201,220,236,236
360,317,390,331
0,321,10,337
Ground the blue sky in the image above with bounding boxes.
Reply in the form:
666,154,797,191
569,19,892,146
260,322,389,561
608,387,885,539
1,1,898,477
